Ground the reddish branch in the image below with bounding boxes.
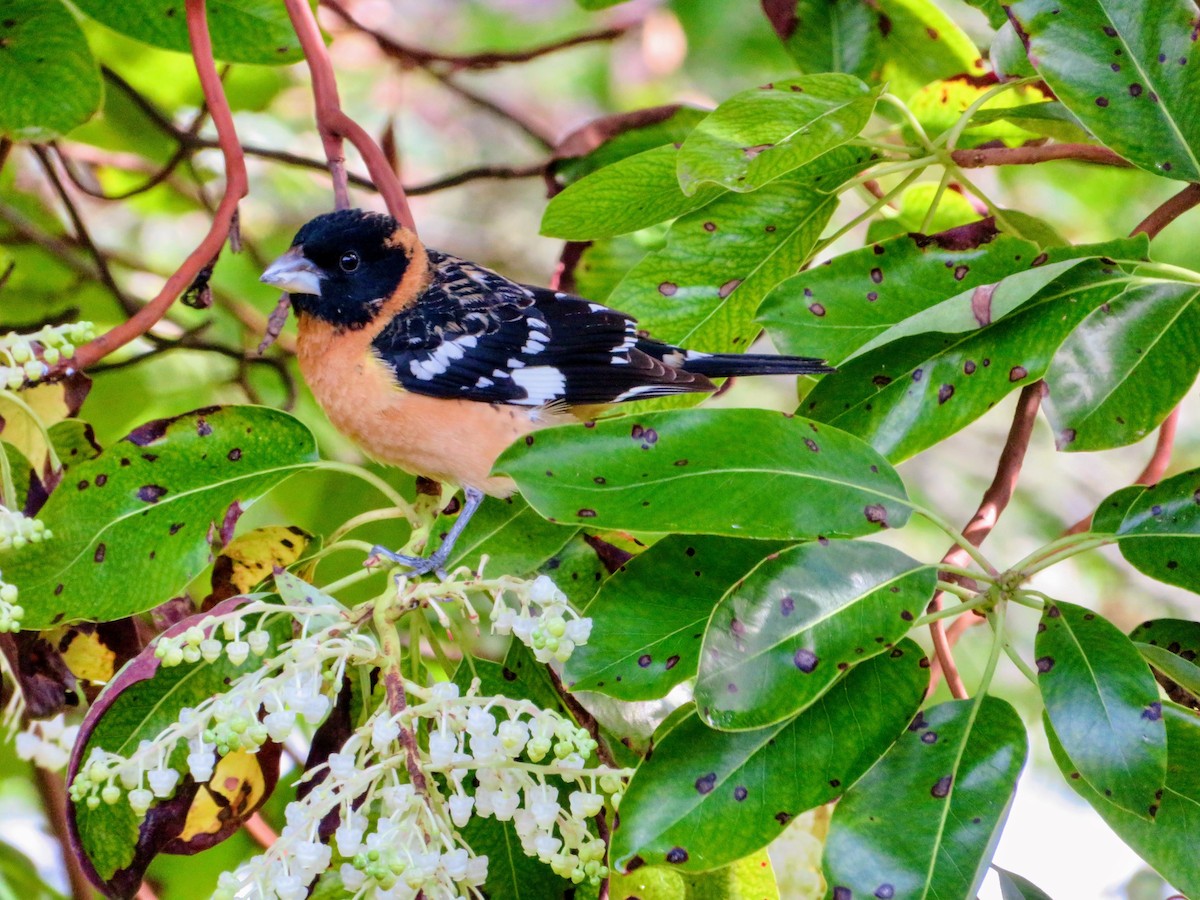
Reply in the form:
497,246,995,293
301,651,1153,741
283,0,415,229
928,381,1046,699
951,143,1129,169
1131,182,1200,239
53,0,247,374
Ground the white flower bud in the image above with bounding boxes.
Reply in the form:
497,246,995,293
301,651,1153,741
225,640,250,666
569,791,605,819
128,788,154,815
148,768,180,798
448,793,475,828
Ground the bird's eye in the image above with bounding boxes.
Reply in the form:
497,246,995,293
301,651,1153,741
339,251,360,272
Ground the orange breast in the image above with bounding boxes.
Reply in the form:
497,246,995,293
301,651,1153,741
295,315,535,496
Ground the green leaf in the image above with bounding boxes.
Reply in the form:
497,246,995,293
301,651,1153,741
573,232,662,303
875,0,985,101
3,406,318,629
1046,703,1200,896
800,263,1133,460
607,145,868,353
961,0,1007,29
1036,601,1167,819
695,542,934,730
1136,643,1200,706
496,408,911,540
0,0,101,139
440,494,576,576
72,0,310,66
676,75,879,194
908,79,1045,148
1044,281,1200,451
1008,0,1200,181
610,641,928,872
565,535,786,700
70,596,291,891
994,865,1055,900
761,0,882,80
553,107,711,187
608,850,780,900
824,696,1027,899
759,227,1042,364
1095,467,1200,592
542,144,726,240
864,183,983,244
1130,618,1200,707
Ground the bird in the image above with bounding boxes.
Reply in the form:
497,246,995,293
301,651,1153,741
260,208,833,575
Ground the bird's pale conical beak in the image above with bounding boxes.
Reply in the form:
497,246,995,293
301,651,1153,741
260,246,323,296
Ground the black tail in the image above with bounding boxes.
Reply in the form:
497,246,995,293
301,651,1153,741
682,351,834,377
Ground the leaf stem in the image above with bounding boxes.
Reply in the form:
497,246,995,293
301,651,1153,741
879,94,937,152
317,461,416,519
915,591,991,626
919,166,954,234
321,563,380,595
936,78,1037,151
820,167,927,250
329,507,412,545
937,563,995,584
976,601,1007,696
1001,635,1039,686
1009,532,1109,577
836,155,936,193
908,501,998,575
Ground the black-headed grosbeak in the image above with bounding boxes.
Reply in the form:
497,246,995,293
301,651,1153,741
261,209,832,573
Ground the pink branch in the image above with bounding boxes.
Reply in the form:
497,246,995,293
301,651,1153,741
283,0,416,230
54,0,246,374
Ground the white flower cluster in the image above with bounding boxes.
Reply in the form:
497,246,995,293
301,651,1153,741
217,762,487,900
0,509,53,632
218,678,627,900
15,713,80,771
0,321,95,388
415,681,619,885
489,575,593,664
69,605,369,819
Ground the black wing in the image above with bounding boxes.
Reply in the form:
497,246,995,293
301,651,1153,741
371,250,714,406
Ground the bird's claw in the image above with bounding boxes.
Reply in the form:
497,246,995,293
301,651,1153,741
368,544,447,578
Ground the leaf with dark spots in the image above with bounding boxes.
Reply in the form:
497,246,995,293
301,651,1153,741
1130,619,1200,709
67,596,292,896
696,542,934,730
3,407,318,629
1037,601,1166,819
825,697,1027,900
760,231,1039,364
567,536,785,701
676,74,879,194
762,0,883,80
606,145,866,369
1046,703,1200,897
1093,467,1200,592
801,261,1140,461
204,525,314,609
1008,0,1200,180
1045,282,1200,452
610,643,927,872
498,408,911,541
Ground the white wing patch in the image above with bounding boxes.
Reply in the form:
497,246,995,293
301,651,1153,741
512,365,567,405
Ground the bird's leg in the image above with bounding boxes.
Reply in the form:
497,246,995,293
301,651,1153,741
370,486,485,577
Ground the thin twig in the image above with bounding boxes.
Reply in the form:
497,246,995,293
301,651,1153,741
243,812,279,849
1130,182,1200,239
951,143,1129,169
434,76,555,149
406,161,544,195
50,0,247,375
320,0,628,71
927,381,1046,699
31,145,139,316
283,0,416,228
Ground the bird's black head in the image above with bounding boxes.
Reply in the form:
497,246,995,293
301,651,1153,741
261,209,418,329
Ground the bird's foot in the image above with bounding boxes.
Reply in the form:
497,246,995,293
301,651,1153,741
367,544,448,579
